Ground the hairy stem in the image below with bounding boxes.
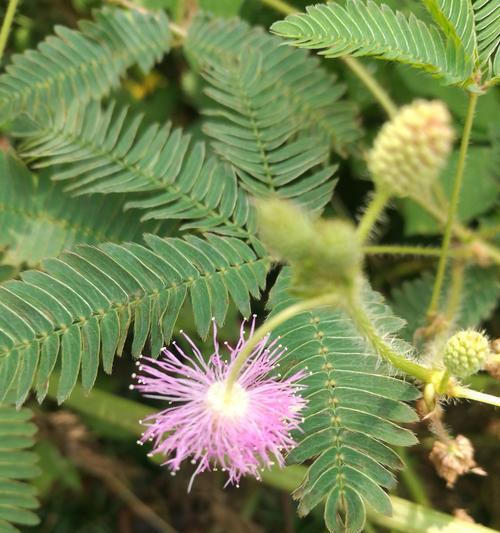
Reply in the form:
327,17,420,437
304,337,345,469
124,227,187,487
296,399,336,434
260,0,398,118
0,0,19,61
450,385,500,407
346,295,435,383
427,93,479,319
225,293,341,393
357,189,391,243
363,245,463,258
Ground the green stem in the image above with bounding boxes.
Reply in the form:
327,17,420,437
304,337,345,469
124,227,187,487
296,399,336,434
225,293,340,392
169,21,187,40
260,0,398,118
347,296,435,383
427,93,479,319
363,245,462,258
357,189,391,243
0,0,19,61
341,55,398,118
450,385,500,407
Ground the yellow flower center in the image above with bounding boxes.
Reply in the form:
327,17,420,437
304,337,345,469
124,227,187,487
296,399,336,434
205,382,249,419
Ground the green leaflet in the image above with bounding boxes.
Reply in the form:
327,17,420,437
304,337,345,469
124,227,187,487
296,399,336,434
268,268,419,533
0,235,269,406
11,101,255,240
473,0,500,82
391,266,500,342
271,0,474,86
0,7,171,123
201,50,338,212
0,149,169,267
185,14,362,156
0,407,40,532
423,0,477,58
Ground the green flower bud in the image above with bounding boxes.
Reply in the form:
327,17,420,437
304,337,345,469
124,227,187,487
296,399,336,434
255,198,362,296
443,330,490,378
367,100,454,198
254,197,316,264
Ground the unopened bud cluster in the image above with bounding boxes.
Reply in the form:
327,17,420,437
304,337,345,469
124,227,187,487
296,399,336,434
367,100,454,198
255,198,362,296
443,330,490,378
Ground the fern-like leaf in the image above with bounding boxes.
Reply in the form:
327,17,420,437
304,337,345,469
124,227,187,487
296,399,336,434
423,0,477,58
0,149,168,266
185,14,361,156
11,101,254,239
0,235,268,406
0,407,39,532
268,269,419,533
271,0,474,86
201,51,338,211
474,0,500,82
0,7,171,123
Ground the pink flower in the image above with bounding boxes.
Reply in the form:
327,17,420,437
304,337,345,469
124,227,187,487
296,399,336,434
131,317,306,490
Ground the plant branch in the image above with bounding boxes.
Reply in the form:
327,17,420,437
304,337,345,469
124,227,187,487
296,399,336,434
357,189,391,243
0,0,19,61
346,296,435,383
260,0,398,118
427,92,479,318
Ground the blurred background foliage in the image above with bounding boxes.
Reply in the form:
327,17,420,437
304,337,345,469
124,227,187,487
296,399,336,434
0,0,498,532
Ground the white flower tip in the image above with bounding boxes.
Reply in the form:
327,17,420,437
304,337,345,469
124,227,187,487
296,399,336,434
131,373,137,378
147,453,153,457
190,459,196,464
179,329,184,333
252,313,257,318
170,472,176,476
129,385,134,390
135,361,141,367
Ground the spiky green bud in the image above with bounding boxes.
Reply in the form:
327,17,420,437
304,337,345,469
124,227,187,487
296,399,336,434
255,198,362,296
443,330,490,378
367,100,454,198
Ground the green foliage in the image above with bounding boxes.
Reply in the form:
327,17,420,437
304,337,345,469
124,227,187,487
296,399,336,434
185,14,362,156
11,101,255,239
201,52,338,210
0,7,171,123
474,0,500,81
0,235,268,406
0,407,40,532
0,149,168,267
391,266,500,341
270,0,474,86
268,269,419,533
423,0,477,58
